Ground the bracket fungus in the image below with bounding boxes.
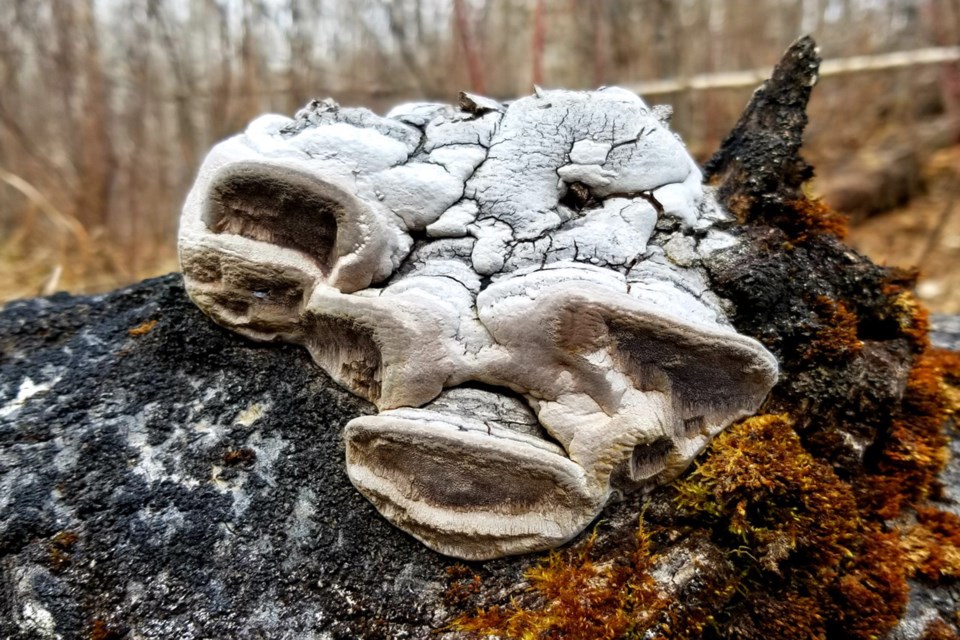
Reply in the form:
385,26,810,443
178,87,779,560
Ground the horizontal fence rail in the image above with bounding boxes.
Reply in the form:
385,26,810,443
626,46,960,96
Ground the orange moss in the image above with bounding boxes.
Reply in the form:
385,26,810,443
920,618,960,640
656,572,740,640
127,319,158,336
736,590,827,639
48,547,70,570
803,296,863,362
901,507,960,583
52,530,78,548
932,348,960,426
223,447,257,466
443,565,482,608
863,350,952,519
936,348,960,385
888,288,931,350
676,414,908,640
830,527,909,640
452,525,668,640
448,240,959,639
89,619,124,640
675,414,859,573
785,198,849,241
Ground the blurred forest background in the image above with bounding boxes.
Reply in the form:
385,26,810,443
1,0,959,309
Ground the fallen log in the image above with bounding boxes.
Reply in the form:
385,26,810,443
818,116,960,222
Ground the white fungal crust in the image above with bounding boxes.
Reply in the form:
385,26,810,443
178,88,779,560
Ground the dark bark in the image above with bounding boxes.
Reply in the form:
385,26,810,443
704,35,820,223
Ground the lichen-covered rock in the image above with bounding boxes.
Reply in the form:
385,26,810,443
179,84,778,560
0,275,471,639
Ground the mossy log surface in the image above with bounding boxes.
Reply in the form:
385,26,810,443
2,37,959,640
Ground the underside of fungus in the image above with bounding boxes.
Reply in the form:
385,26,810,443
178,87,779,560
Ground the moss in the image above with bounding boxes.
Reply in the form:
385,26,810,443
223,447,257,466
49,530,79,571
443,564,483,609
451,339,950,640
784,198,849,242
860,350,952,519
802,296,863,363
920,618,960,640
452,413,917,640
730,589,828,639
699,529,908,640
673,414,906,640
828,527,908,639
449,185,958,638
675,415,859,574
89,619,125,640
932,348,960,425
901,507,960,583
451,525,669,640
127,319,158,336
889,288,931,350
52,530,78,548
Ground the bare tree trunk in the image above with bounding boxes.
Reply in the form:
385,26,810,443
591,0,605,87
208,0,235,141
923,0,960,117
238,0,262,126
287,0,314,110
151,1,199,170
453,0,485,94
531,0,546,87
75,0,115,233
377,0,431,96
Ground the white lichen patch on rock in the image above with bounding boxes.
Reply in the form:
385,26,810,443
234,402,268,427
178,87,779,560
1,377,59,419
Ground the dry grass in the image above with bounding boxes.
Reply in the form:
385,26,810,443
0,234,177,304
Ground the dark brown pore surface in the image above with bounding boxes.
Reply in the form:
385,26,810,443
204,163,342,273
304,314,384,404
609,321,770,409
353,431,565,512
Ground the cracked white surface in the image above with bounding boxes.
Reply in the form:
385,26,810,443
179,87,779,560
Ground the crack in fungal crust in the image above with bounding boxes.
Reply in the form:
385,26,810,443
178,87,779,560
